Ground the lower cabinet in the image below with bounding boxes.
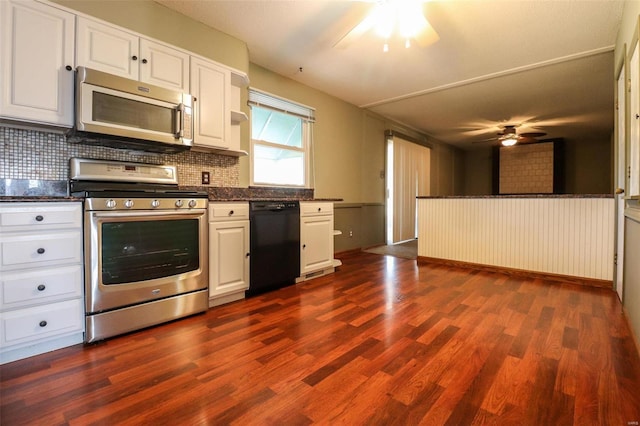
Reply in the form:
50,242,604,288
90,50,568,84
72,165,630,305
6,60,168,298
299,202,335,279
0,202,84,364
208,202,250,307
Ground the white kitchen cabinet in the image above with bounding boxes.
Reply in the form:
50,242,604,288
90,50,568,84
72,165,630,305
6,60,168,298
0,0,75,128
191,56,232,151
76,17,189,92
208,203,250,307
139,39,189,92
0,202,84,364
300,202,335,278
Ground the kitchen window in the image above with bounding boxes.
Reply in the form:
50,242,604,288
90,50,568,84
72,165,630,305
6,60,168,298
249,89,314,187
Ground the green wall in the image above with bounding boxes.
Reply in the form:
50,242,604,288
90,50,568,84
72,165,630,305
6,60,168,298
463,137,612,196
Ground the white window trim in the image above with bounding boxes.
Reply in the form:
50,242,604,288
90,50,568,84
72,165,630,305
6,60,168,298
249,88,314,188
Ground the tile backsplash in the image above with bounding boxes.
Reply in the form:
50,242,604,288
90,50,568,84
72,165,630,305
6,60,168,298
1,126,239,186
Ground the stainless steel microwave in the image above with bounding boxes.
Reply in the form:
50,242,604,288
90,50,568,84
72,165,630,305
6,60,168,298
70,66,193,153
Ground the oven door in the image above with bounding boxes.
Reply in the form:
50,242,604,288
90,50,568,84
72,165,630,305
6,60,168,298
85,209,208,314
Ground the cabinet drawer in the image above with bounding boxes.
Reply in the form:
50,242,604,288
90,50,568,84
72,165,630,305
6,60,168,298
0,299,83,346
209,203,249,221
0,231,82,270
1,265,83,310
300,202,333,217
0,203,82,231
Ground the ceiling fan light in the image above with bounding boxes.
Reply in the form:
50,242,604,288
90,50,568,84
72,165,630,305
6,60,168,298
501,137,517,147
373,3,394,39
398,1,427,39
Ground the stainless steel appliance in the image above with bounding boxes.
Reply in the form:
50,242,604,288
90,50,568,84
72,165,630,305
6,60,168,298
70,158,208,342
69,67,193,153
248,201,300,296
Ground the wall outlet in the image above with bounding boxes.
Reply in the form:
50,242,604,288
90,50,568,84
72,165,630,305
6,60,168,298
349,230,353,237
201,171,210,185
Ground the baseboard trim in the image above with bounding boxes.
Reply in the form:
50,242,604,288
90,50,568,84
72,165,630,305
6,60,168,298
335,248,362,257
417,256,613,289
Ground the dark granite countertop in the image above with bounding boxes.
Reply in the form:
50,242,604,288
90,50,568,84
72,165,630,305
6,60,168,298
417,194,614,199
1,180,342,202
0,179,76,201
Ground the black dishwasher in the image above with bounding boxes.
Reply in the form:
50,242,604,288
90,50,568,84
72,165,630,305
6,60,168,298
248,201,300,296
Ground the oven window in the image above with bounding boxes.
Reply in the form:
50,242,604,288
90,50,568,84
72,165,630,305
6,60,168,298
101,219,199,284
93,92,175,134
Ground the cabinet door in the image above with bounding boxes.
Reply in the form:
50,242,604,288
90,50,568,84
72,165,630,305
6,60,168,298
209,221,249,297
0,0,75,126
76,17,139,80
139,39,189,92
191,57,231,149
301,215,334,275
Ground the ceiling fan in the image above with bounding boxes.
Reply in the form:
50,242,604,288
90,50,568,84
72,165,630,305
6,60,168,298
333,1,439,51
497,125,547,146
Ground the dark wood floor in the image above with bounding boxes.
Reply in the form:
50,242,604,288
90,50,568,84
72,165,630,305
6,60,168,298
2,251,640,425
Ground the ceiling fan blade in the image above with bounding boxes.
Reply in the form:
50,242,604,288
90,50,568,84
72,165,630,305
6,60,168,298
517,136,539,144
413,17,440,47
519,132,547,138
333,4,376,49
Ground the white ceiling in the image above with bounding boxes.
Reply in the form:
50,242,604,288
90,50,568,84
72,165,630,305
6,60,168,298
155,0,624,150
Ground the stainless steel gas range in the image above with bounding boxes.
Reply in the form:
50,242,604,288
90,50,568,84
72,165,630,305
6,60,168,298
70,158,208,343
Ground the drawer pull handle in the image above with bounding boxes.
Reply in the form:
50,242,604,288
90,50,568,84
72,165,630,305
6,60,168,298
318,207,321,212
37,248,45,254
37,284,46,291
303,244,306,249
39,321,47,327
35,215,44,222
229,210,234,216
246,252,250,257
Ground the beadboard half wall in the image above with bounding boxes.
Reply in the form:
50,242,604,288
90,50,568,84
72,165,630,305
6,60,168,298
1,127,240,187
418,196,615,282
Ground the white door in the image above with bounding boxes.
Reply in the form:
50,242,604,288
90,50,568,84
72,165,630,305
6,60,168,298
190,57,231,149
387,136,431,244
139,39,189,92
629,43,640,197
0,0,75,127
208,221,249,297
76,17,139,80
615,57,627,302
301,215,334,275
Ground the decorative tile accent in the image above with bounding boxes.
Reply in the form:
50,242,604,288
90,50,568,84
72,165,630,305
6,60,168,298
1,126,240,186
499,143,554,194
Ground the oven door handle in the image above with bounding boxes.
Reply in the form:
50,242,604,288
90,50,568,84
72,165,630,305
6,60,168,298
91,210,205,219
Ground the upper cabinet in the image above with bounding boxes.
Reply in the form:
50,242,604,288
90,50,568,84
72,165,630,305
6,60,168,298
190,56,232,151
1,1,248,155
0,0,75,128
76,17,189,92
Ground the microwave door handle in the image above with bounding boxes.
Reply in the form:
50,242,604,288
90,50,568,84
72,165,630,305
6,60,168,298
175,103,184,139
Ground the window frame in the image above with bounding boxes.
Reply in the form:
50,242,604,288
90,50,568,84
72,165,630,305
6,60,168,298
248,88,314,188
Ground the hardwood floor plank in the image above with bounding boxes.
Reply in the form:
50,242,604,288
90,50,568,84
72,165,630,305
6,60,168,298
2,251,640,424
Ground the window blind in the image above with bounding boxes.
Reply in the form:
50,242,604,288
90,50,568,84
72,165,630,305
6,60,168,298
248,88,315,122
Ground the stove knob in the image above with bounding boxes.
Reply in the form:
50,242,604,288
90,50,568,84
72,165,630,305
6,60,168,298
124,199,134,209
106,199,116,209
175,199,184,208
151,200,160,208
188,199,197,208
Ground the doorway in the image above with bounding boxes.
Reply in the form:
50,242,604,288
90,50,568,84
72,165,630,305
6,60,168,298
385,134,431,245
